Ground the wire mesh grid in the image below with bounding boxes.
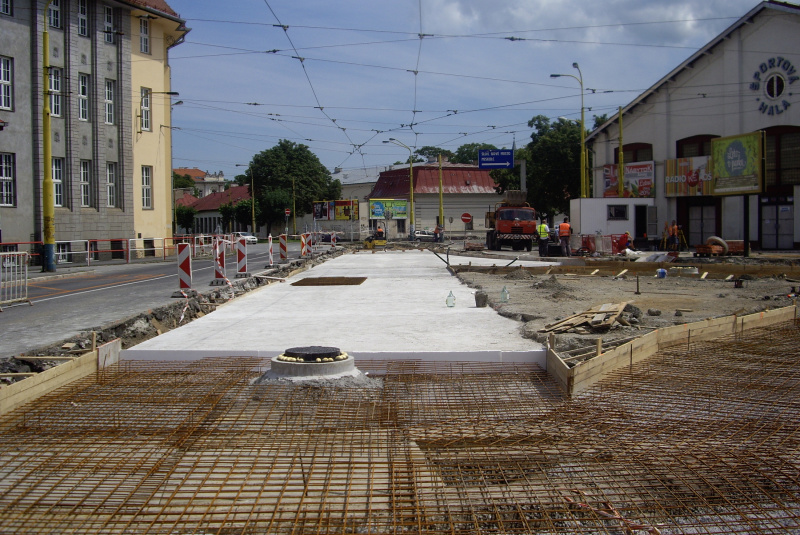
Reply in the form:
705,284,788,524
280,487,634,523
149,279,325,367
1,325,799,534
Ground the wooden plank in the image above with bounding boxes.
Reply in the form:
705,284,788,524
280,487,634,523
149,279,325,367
15,356,77,361
0,373,37,378
615,269,628,278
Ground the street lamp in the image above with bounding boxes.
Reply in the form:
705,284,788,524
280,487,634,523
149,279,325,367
382,138,415,239
235,164,256,236
550,63,586,198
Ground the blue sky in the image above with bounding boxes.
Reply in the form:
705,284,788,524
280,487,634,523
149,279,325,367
164,0,761,180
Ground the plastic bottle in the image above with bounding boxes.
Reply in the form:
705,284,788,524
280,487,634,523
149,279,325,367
500,286,510,303
446,291,456,307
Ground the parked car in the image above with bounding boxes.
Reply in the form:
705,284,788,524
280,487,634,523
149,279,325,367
414,230,436,242
233,231,258,245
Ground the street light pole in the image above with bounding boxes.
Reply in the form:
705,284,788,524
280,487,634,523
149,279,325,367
550,63,586,198
42,0,56,272
235,164,257,235
383,138,414,239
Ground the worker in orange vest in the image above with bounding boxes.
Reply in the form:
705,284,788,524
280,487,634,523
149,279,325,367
669,220,678,251
558,217,572,257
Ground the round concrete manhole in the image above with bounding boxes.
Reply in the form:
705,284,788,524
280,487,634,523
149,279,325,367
271,345,355,378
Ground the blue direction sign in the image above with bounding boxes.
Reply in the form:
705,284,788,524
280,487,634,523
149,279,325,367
478,149,514,169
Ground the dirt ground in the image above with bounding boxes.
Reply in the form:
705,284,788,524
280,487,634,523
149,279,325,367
455,259,800,352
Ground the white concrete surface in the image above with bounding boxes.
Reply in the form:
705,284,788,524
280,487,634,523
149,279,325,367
123,250,551,365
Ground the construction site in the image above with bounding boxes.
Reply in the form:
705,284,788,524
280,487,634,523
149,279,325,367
1,249,799,534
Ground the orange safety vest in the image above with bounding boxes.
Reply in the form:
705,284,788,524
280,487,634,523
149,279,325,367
670,224,678,237
558,222,571,237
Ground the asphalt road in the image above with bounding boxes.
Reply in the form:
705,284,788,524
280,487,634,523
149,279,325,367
0,243,305,358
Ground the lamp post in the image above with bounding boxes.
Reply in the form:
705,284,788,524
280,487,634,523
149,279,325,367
550,63,586,198
383,138,414,239
235,164,257,236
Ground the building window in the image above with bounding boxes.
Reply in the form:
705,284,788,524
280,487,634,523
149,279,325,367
140,17,150,54
140,88,151,131
52,157,64,207
677,135,717,158
80,160,92,207
78,73,89,121
106,162,117,207
766,128,800,188
1,0,11,16
103,6,114,43
0,153,15,206
77,0,88,36
104,80,114,124
0,56,11,110
141,166,152,209
607,205,628,221
614,143,653,164
49,67,62,117
48,0,60,28
56,242,71,264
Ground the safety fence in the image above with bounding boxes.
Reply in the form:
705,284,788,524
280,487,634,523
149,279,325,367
0,251,31,311
569,233,628,256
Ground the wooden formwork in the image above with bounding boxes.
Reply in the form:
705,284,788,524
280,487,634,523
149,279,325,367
548,305,798,396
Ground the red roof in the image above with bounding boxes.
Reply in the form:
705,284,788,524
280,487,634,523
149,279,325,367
124,0,180,18
174,167,207,181
174,191,198,208
369,164,498,198
189,185,251,212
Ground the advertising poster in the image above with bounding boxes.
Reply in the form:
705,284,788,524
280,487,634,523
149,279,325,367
369,199,408,220
602,161,655,198
334,200,359,220
664,156,713,197
711,132,763,195
312,201,335,220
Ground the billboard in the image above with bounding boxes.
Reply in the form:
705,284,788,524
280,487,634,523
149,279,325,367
313,200,360,220
602,161,655,198
710,132,763,195
664,156,713,197
368,199,408,220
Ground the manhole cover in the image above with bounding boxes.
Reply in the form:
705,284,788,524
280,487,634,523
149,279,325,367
291,277,366,286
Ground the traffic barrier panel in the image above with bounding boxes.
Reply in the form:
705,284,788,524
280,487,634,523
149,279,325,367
0,252,32,311
235,237,249,278
172,243,195,298
300,233,308,257
279,234,287,261
268,234,274,267
210,238,228,286
331,233,337,249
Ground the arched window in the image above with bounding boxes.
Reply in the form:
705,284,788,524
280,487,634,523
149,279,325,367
764,126,800,188
614,143,652,164
676,135,718,158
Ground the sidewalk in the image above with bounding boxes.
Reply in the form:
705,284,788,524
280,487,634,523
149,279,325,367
123,249,553,363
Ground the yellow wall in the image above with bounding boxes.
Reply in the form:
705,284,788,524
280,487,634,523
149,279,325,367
130,12,183,254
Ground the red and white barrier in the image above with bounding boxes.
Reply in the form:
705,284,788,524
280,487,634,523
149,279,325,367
279,234,287,261
331,233,337,249
300,233,308,257
268,234,274,266
235,237,249,278
171,243,194,298
210,237,227,285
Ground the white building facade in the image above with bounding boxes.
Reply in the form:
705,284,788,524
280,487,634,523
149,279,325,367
584,1,800,250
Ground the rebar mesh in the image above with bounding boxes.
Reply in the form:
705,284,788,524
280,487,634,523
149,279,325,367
1,324,799,534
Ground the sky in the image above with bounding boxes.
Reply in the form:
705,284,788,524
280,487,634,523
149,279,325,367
163,0,762,180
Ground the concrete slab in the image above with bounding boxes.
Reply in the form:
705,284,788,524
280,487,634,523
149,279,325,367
123,250,549,365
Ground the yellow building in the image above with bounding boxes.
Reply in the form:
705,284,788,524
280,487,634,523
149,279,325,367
130,2,187,256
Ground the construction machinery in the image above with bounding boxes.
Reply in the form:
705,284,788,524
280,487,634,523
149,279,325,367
485,190,537,251
363,227,387,250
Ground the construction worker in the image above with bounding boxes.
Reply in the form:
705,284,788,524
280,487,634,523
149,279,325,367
537,218,550,257
558,217,572,257
669,220,678,251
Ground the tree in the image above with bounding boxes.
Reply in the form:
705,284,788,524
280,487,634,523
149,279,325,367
258,189,293,235
415,146,454,162
218,203,235,232
175,204,197,233
451,143,498,164
173,172,200,197
523,115,583,217
593,113,609,129
242,140,341,233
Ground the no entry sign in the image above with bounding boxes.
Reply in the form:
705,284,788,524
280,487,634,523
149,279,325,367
461,213,472,223
285,208,291,216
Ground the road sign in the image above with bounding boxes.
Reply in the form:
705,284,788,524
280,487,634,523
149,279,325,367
285,208,291,216
461,213,472,223
478,149,514,169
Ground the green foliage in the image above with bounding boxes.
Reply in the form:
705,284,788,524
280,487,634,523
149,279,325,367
233,199,259,231
241,140,340,232
451,143,498,164
218,203,235,232
523,115,583,217
173,172,194,189
175,204,197,233
593,113,609,129
415,146,454,162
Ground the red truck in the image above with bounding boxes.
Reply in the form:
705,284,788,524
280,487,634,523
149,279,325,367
485,191,537,252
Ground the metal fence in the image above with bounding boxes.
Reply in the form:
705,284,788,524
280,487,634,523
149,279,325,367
0,251,31,311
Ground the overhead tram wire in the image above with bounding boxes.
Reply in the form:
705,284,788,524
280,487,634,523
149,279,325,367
262,0,366,161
